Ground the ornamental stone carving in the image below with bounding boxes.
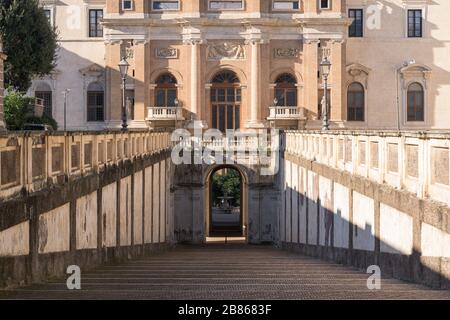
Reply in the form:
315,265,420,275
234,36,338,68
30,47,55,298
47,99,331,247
155,47,178,59
207,42,245,60
274,48,300,59
346,63,371,89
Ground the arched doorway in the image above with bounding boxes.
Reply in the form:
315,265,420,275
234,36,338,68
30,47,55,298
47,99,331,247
207,166,245,238
210,71,241,131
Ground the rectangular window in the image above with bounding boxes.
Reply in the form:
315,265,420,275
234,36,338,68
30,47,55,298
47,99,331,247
219,106,225,132
87,92,104,121
156,89,165,106
212,105,217,128
89,9,103,38
273,1,300,10
227,105,234,130
235,106,240,129
35,91,52,117
408,9,422,38
349,9,363,37
44,9,51,22
319,0,330,9
122,0,133,11
209,0,243,10
152,0,179,10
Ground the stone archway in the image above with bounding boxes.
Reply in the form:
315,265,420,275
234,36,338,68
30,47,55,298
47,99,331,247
205,165,247,239
173,162,277,244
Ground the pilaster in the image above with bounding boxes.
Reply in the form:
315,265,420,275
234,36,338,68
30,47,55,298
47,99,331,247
303,39,320,118
330,39,346,122
105,41,123,124
134,40,150,121
245,27,267,129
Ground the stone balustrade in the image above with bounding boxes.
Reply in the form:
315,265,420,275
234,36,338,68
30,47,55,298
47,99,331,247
147,106,185,120
174,133,276,166
0,130,172,200
283,130,450,288
267,106,306,120
285,130,450,207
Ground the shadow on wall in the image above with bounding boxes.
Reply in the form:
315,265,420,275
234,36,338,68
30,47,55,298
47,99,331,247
30,43,152,130
281,183,449,290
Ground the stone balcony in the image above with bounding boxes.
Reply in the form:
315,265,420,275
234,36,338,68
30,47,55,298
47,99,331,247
267,106,307,130
146,106,185,129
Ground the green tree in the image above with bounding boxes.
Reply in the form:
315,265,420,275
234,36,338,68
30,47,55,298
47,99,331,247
0,0,58,91
212,169,241,207
3,90,35,130
4,89,57,130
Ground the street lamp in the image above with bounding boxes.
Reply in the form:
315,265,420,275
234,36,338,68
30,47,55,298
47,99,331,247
118,57,130,130
62,89,71,131
320,56,331,130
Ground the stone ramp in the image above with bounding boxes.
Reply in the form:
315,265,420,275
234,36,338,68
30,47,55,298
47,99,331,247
0,244,449,300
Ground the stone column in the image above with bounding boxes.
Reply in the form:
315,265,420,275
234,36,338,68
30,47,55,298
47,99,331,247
190,39,200,118
250,40,259,124
246,38,265,128
183,37,206,128
0,37,6,131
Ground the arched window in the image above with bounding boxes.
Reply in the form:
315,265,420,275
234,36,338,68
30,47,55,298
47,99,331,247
407,82,424,121
35,82,52,117
347,82,365,121
155,73,177,107
274,74,297,106
211,70,241,131
87,82,104,122
212,71,240,84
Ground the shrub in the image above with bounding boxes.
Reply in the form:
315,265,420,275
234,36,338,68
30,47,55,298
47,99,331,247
4,89,58,130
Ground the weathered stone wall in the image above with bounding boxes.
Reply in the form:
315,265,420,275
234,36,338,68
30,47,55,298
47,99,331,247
0,131,173,288
282,131,450,289
173,162,280,244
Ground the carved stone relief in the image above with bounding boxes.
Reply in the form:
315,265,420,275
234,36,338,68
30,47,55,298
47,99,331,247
207,42,245,60
156,47,178,59
274,48,300,59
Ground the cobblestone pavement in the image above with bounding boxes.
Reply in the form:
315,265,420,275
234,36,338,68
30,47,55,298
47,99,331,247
1,244,449,300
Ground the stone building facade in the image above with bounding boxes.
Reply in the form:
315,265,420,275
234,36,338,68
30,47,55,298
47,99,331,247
32,0,450,130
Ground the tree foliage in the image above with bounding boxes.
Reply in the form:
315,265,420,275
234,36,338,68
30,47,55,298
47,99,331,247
4,89,57,130
0,0,58,91
212,169,241,207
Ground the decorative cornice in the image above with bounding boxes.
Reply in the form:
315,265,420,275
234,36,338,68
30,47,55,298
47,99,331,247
303,39,320,44
79,64,105,77
183,38,203,45
104,33,149,45
181,26,203,45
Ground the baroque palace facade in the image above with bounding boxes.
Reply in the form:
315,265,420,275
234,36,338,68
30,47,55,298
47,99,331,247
32,0,450,131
